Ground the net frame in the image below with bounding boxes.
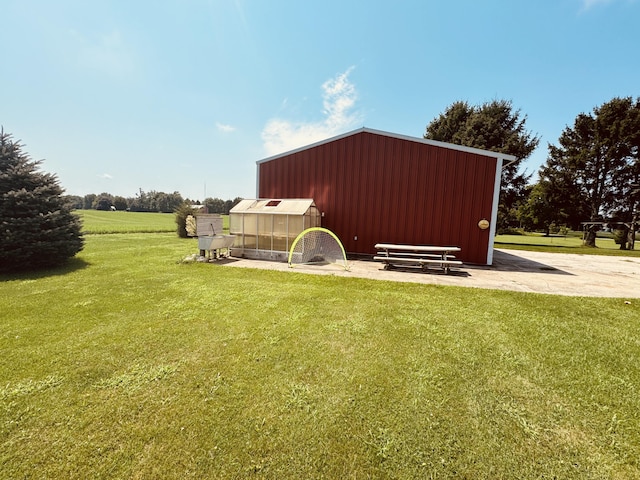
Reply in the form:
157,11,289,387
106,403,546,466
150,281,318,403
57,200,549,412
288,227,349,270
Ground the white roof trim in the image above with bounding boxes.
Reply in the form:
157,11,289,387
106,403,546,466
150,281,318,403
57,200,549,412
256,127,517,165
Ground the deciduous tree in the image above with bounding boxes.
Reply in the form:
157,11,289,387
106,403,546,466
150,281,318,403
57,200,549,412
204,197,225,214
113,196,128,211
64,195,83,210
540,97,640,245
82,193,96,209
93,193,114,210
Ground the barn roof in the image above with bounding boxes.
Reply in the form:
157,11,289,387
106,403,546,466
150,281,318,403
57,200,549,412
257,127,517,166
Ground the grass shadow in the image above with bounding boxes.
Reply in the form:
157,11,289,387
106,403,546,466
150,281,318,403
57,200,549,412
378,264,471,277
0,257,91,282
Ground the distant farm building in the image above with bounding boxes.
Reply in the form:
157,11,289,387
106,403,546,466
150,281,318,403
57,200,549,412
256,128,515,265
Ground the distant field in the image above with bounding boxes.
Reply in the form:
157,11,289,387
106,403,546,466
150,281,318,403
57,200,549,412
76,210,176,234
495,233,640,257
76,210,230,234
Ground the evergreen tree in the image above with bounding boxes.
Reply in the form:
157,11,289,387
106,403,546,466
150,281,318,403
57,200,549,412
0,130,84,272
425,100,539,232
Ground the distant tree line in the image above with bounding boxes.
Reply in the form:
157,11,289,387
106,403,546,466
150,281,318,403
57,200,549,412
64,190,243,214
200,197,243,215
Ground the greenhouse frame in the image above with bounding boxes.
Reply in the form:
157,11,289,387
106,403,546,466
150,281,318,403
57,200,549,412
229,199,321,261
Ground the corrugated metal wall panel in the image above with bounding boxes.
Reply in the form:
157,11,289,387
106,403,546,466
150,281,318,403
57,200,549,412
258,131,498,264
414,144,432,244
393,139,409,238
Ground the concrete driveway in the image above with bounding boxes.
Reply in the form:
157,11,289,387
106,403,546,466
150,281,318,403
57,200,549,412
219,249,640,298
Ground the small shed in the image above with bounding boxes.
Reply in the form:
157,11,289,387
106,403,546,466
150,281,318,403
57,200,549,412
229,199,321,260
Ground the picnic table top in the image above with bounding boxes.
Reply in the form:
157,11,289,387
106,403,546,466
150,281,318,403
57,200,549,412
375,243,461,252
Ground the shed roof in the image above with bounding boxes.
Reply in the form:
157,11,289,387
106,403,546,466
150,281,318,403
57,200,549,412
230,198,317,215
257,127,518,166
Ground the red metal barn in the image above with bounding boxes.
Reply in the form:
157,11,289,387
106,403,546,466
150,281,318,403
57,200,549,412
256,128,515,265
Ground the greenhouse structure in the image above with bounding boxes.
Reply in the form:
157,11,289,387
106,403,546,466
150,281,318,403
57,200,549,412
229,199,321,261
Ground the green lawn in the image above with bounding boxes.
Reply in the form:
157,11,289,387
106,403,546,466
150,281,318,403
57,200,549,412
76,210,177,234
1,233,639,478
76,210,230,235
495,233,640,257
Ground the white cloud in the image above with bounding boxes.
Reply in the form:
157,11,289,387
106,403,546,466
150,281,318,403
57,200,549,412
580,0,619,10
261,67,363,156
216,122,236,133
98,173,113,180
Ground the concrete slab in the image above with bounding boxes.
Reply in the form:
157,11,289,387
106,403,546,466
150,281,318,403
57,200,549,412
216,249,640,298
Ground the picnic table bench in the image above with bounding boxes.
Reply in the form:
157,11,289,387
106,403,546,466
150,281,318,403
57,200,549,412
374,243,463,274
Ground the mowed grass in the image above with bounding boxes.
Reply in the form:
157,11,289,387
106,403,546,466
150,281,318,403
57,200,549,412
76,210,230,235
1,233,640,478
76,210,177,234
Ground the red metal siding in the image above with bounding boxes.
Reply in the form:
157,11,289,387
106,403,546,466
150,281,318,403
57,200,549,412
258,131,498,264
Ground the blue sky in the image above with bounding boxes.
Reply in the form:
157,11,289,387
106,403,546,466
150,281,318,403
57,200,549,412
2,0,638,201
